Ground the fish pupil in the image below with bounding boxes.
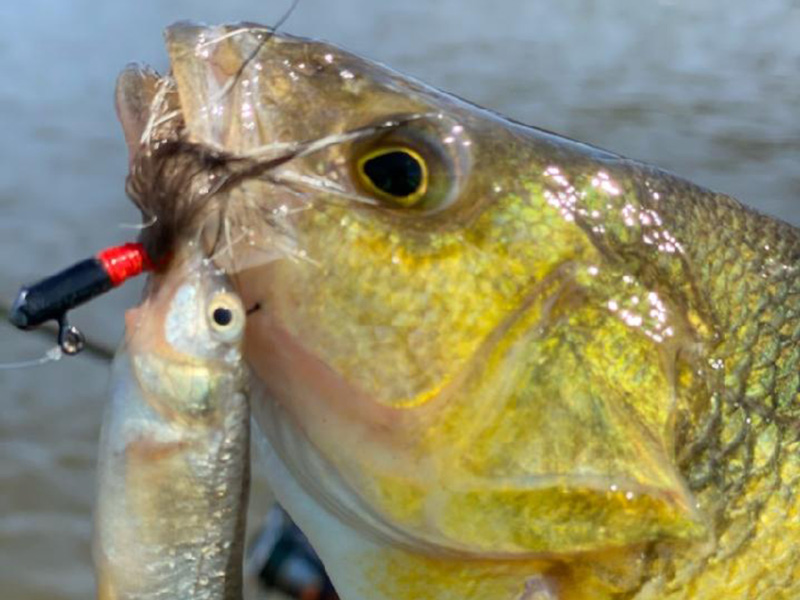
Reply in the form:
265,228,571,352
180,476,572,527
212,307,233,326
363,150,423,198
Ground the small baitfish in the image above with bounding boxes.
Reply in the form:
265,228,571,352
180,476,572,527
92,247,250,600
113,21,800,600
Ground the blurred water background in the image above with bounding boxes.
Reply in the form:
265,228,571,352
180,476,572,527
1,0,799,598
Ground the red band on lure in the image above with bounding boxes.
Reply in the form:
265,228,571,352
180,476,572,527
96,242,153,287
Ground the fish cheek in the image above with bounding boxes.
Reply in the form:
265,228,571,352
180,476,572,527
131,354,226,425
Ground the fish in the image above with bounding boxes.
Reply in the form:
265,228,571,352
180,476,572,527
114,21,800,600
92,246,250,600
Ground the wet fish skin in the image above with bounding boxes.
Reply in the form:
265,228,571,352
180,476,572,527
123,22,800,600
93,249,249,600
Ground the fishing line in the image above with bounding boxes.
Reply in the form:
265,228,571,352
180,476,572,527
209,0,302,103
0,345,63,370
0,301,115,363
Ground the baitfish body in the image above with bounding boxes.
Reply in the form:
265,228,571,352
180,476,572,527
115,21,800,600
93,247,250,600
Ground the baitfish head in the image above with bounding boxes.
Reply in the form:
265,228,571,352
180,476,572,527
123,248,248,420
115,21,800,599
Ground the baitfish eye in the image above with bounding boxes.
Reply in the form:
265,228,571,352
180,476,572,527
207,292,245,342
356,146,428,208
212,307,233,326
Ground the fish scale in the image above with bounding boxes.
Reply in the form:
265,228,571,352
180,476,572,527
635,180,800,598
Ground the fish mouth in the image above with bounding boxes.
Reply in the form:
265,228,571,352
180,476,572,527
115,22,413,268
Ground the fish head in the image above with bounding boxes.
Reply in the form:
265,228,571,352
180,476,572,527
123,248,247,424
118,21,709,569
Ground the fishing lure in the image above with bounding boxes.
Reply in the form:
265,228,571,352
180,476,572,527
8,242,152,354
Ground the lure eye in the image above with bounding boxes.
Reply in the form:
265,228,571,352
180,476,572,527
356,146,429,208
207,292,245,342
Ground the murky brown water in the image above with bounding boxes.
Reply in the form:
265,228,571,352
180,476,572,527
1,0,799,598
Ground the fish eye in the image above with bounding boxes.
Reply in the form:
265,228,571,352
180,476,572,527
351,119,466,212
212,307,233,326
356,146,428,208
206,292,245,342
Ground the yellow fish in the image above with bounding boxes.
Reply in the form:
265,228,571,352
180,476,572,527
114,21,800,600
